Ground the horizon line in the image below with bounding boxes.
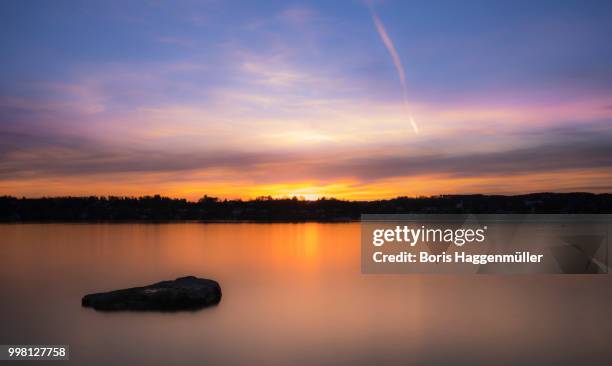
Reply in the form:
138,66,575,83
2,191,609,203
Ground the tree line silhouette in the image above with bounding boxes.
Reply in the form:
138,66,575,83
0,193,610,222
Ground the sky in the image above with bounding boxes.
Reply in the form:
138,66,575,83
1,0,611,200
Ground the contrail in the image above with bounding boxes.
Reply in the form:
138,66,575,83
371,12,406,96
369,7,419,134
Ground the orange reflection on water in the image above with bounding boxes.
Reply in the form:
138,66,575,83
1,223,611,365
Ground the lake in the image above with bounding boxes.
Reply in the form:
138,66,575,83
0,223,611,365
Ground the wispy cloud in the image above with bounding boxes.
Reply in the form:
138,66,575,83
368,5,419,134
2,118,611,186
370,12,406,92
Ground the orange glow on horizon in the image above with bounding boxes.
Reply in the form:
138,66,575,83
1,168,610,201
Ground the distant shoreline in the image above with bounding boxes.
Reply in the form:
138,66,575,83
2,193,611,222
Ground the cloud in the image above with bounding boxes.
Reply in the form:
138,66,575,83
370,12,406,92
369,6,418,134
325,133,612,181
1,119,610,185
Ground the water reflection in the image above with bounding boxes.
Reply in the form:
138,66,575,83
0,223,611,365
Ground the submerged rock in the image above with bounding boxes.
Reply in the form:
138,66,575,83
82,276,221,311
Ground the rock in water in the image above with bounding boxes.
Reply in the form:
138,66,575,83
82,276,221,311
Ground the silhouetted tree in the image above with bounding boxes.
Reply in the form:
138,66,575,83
0,193,610,222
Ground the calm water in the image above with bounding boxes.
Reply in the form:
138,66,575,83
0,223,611,365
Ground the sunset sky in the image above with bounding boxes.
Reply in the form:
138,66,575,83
1,0,611,200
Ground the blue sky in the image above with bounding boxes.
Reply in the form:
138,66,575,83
1,0,611,199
